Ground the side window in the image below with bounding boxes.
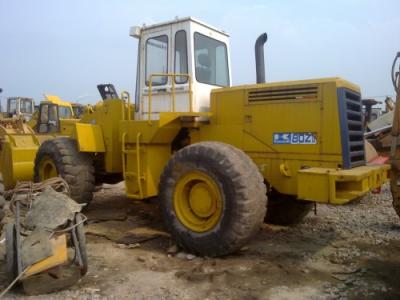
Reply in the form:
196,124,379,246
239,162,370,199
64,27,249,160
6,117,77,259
8,99,17,114
59,106,72,119
194,32,229,87
174,30,188,84
20,99,33,114
145,35,168,86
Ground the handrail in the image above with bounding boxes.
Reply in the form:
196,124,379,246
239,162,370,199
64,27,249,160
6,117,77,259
147,73,193,123
135,132,143,198
121,132,127,180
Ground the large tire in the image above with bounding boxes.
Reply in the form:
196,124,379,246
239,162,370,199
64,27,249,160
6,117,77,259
34,138,95,204
265,191,313,225
159,142,267,257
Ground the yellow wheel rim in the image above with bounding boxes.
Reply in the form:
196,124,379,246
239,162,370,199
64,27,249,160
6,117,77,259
173,171,223,233
38,157,58,181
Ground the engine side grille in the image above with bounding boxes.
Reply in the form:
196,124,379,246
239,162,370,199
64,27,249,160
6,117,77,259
248,86,318,102
338,88,365,169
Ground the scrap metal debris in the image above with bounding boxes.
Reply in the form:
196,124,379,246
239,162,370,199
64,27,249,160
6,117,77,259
0,178,88,297
25,187,82,231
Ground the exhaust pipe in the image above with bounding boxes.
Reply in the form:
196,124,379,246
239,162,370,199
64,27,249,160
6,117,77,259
255,33,268,84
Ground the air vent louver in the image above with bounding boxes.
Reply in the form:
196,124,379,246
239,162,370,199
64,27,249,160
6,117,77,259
338,89,365,168
248,86,318,102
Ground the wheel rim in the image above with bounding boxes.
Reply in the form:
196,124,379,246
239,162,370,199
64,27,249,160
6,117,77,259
39,156,58,181
173,171,223,233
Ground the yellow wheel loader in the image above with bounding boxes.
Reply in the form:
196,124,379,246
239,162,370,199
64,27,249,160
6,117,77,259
1,17,390,256
0,95,79,190
27,94,80,135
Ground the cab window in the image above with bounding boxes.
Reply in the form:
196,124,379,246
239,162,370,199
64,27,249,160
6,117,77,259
40,105,49,123
8,99,17,114
20,99,33,114
146,35,168,86
174,30,188,84
194,32,229,87
59,106,72,118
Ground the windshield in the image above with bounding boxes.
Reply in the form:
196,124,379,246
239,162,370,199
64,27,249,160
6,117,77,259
194,32,229,87
20,99,33,114
59,106,72,118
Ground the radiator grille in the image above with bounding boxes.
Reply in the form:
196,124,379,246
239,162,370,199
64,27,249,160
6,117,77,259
338,89,365,168
248,86,318,102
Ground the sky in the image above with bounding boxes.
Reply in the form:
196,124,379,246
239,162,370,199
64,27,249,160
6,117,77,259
0,0,399,105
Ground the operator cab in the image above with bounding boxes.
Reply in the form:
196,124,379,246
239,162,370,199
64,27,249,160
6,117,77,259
130,17,231,120
6,97,35,121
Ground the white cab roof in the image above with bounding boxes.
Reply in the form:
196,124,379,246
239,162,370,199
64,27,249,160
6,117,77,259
140,16,229,37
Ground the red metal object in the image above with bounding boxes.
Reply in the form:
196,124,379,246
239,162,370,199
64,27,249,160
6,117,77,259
368,155,390,165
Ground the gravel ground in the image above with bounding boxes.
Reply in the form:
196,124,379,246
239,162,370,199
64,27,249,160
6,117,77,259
1,183,400,299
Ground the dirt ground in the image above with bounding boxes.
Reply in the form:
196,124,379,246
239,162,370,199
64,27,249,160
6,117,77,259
1,182,400,300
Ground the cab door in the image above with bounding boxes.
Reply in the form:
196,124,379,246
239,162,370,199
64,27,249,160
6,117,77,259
139,25,172,120
36,103,60,133
171,24,191,113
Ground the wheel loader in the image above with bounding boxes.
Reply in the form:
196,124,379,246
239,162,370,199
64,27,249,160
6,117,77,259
0,17,390,256
0,94,81,190
27,94,80,134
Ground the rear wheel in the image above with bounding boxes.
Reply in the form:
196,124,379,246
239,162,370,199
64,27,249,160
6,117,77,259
34,138,95,204
159,142,267,256
265,191,313,226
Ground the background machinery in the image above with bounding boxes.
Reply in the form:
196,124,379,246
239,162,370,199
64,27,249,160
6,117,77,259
27,94,79,134
0,97,35,121
0,17,390,256
0,94,80,190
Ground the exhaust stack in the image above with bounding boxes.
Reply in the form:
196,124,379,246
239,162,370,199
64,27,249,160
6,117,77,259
255,33,268,84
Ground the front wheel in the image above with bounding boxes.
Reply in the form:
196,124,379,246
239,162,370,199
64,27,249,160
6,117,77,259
159,142,267,257
34,138,95,204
